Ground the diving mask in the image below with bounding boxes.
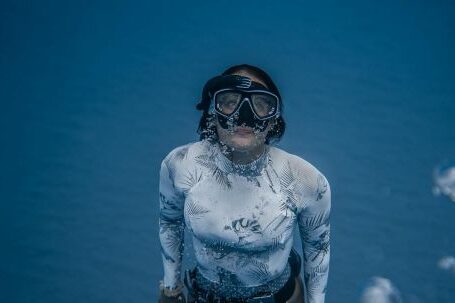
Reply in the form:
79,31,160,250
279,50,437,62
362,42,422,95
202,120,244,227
206,75,281,131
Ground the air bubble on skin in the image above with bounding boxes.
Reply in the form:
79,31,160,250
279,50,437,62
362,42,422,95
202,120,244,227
220,142,232,155
204,115,218,140
227,119,236,133
438,256,455,273
221,144,228,153
360,277,403,303
432,161,455,202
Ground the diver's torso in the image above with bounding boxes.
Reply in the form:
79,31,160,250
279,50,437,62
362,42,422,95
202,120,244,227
169,140,305,286
186,172,296,285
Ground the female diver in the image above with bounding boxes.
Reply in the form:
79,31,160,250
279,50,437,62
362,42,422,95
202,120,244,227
158,64,331,303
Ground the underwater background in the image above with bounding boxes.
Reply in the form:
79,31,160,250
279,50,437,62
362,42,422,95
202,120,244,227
1,1,454,302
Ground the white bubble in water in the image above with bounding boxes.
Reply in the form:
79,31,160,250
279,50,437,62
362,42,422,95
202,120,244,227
432,162,455,202
360,277,402,303
438,256,455,273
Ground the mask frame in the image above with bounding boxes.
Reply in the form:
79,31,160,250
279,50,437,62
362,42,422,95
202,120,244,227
204,74,282,132
212,88,281,121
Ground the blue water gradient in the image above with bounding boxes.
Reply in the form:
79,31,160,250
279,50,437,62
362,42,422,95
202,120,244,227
1,1,454,302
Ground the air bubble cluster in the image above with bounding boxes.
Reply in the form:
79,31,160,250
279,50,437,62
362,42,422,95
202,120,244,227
360,277,402,303
438,256,455,273
432,162,455,202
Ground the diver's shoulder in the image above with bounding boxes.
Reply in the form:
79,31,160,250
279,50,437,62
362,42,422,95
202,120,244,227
162,140,209,163
269,146,329,181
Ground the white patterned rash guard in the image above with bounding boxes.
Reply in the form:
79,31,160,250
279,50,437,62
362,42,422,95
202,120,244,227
159,139,331,303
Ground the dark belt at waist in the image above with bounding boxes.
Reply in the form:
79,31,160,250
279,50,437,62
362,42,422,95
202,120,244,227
184,267,296,303
184,249,302,303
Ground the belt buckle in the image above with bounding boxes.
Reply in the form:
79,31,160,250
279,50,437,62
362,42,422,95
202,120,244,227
246,293,275,303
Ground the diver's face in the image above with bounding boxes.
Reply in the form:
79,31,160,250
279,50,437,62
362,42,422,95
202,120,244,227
214,71,275,152
215,118,274,152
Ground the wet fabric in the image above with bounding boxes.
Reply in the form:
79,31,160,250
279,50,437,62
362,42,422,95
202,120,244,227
159,140,331,303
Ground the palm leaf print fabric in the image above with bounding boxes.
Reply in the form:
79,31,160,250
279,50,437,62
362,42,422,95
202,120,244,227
159,140,331,303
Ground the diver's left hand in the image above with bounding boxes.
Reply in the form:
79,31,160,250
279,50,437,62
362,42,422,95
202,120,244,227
158,292,186,303
159,281,186,303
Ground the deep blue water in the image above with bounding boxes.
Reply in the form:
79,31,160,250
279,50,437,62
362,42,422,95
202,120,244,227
1,1,454,302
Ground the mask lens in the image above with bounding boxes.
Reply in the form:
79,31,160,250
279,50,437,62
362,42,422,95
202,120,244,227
215,91,242,115
251,93,278,118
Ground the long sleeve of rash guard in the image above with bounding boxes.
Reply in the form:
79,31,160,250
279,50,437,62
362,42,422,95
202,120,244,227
298,174,331,303
159,159,185,288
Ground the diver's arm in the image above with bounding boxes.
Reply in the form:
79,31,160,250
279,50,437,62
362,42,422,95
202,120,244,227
297,173,331,303
159,159,185,289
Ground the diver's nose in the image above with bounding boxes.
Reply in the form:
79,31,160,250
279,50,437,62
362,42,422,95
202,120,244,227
238,98,254,115
237,98,255,127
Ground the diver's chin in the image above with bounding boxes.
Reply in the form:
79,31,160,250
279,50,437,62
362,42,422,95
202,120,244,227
216,121,267,153
227,135,261,152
